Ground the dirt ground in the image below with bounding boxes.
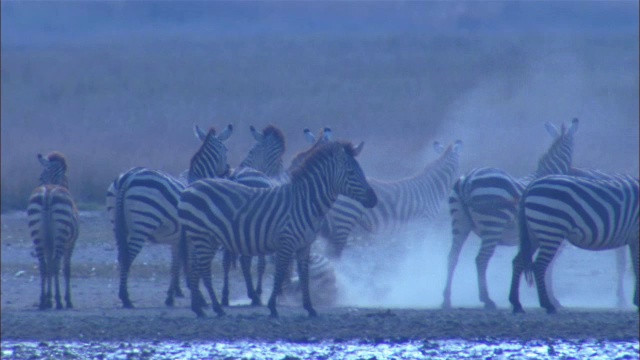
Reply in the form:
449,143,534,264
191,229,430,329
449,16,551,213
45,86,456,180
2,211,638,343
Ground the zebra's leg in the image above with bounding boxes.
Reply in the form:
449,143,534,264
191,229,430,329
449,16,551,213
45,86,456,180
615,247,628,308
53,256,64,310
221,250,235,307
200,251,225,317
46,257,54,309
118,234,146,309
296,246,317,317
165,241,183,307
475,237,499,310
240,255,261,306
188,257,206,317
629,242,639,309
543,242,565,310
532,242,562,314
442,205,472,309
509,251,526,313
38,257,49,310
256,254,266,300
268,246,294,318
63,249,73,309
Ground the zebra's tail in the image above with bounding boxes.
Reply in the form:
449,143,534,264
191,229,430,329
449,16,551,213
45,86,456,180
43,189,55,272
518,195,535,287
114,179,130,270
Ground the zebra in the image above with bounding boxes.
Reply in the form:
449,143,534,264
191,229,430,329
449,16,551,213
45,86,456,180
106,124,232,308
319,139,463,259
220,126,334,307
178,140,377,317
508,173,639,313
442,118,579,310
27,152,79,310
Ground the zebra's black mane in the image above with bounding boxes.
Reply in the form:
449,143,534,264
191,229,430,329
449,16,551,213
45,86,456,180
189,127,224,175
261,125,286,151
535,123,573,174
289,141,356,179
43,151,68,171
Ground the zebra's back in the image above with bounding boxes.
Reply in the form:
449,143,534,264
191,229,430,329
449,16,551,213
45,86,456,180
106,167,186,244
521,174,639,249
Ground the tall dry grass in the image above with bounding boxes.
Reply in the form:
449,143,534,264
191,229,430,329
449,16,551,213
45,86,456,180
2,33,638,212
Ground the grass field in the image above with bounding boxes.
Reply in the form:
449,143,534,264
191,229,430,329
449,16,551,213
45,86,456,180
1,2,638,211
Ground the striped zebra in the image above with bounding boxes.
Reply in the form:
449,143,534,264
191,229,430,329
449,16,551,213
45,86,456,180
27,152,79,310
442,118,579,310
221,126,333,307
178,140,377,317
319,139,462,259
106,124,232,308
508,173,639,313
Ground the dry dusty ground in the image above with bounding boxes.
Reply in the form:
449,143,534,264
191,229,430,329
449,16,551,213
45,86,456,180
2,211,638,343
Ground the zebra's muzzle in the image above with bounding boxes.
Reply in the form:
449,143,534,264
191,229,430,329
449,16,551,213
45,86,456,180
361,188,378,208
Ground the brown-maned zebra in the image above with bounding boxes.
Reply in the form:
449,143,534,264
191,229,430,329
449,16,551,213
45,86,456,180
27,152,79,310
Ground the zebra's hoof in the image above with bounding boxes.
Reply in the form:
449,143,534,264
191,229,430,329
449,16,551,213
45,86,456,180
308,309,318,318
483,301,497,310
165,298,174,307
512,305,525,314
545,306,557,314
175,288,185,298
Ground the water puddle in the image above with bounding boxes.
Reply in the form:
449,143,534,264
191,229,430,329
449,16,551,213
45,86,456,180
2,339,638,359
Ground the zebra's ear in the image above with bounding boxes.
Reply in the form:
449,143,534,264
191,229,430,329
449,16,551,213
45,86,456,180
250,125,263,141
567,117,579,136
194,125,207,142
37,153,49,167
353,141,365,156
217,124,233,142
304,128,316,144
544,122,560,139
433,141,444,154
322,127,333,142
453,140,463,153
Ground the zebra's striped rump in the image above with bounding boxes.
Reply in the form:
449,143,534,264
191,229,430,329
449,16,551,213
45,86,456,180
179,141,376,318
510,174,639,313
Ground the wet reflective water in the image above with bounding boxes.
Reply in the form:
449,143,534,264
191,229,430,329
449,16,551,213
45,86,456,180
2,339,638,359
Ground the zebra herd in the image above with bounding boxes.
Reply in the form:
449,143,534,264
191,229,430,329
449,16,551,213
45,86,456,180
27,118,638,318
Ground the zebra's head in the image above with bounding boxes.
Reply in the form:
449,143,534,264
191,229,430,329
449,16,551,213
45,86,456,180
37,152,69,188
238,125,286,177
332,141,377,208
188,124,233,182
536,117,579,176
288,127,333,171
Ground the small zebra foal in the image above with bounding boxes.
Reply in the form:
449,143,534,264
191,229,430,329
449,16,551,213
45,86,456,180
28,152,79,310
